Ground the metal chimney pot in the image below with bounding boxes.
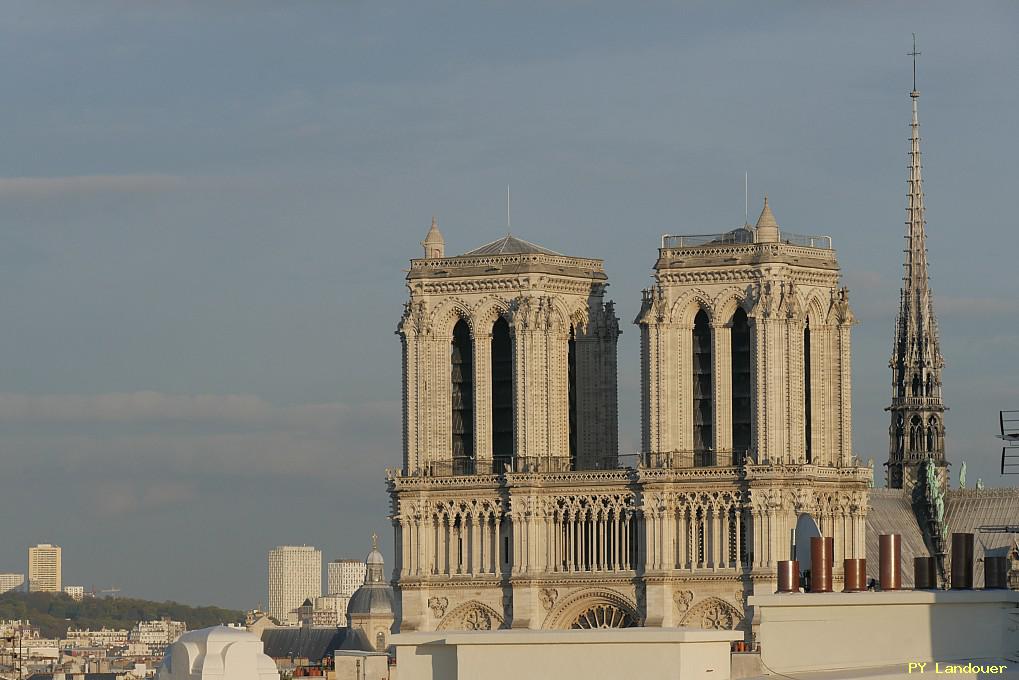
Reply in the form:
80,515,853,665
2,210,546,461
950,533,974,590
879,534,901,590
809,537,834,592
914,556,937,589
984,556,1007,589
777,560,800,593
843,558,866,592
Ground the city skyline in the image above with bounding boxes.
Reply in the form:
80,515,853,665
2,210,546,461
1,2,1017,609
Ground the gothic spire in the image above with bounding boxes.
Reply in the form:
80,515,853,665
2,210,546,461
886,39,947,490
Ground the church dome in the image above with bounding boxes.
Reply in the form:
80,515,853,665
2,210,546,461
347,534,395,618
346,583,395,617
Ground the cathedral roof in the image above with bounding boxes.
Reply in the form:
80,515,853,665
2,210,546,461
866,487,1019,588
462,234,562,256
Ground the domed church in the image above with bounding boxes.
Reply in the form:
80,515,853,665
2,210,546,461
347,533,396,651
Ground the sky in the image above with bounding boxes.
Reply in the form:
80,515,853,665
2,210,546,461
1,2,1017,610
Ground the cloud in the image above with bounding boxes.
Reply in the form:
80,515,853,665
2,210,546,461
0,174,184,198
0,391,391,433
0,392,400,483
935,295,1019,317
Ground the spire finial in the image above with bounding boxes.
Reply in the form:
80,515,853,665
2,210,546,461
422,215,444,258
371,531,378,550
506,184,511,235
754,194,780,243
908,33,921,96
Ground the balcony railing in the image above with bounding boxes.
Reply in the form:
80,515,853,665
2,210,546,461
406,450,752,477
641,449,750,468
415,455,631,477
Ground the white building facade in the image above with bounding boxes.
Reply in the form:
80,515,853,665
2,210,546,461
0,573,24,594
328,559,367,597
387,213,870,634
28,544,61,593
267,546,322,623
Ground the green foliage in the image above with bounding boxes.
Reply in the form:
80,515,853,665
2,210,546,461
0,591,243,639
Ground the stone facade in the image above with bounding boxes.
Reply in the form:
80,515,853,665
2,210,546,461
388,213,870,636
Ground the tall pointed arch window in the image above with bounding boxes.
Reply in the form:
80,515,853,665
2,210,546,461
451,319,475,474
568,325,578,469
491,317,513,470
692,309,713,464
803,317,813,463
909,415,923,452
730,307,751,464
926,416,938,452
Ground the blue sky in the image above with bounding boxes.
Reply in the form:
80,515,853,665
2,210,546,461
1,2,1017,609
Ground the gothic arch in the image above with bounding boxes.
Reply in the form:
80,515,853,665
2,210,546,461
680,596,742,630
804,293,828,327
712,287,749,325
542,589,639,630
547,296,576,334
431,297,476,338
472,296,512,332
436,600,505,631
669,288,714,326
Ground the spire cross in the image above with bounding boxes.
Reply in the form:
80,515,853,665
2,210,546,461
908,33,921,94
371,531,378,550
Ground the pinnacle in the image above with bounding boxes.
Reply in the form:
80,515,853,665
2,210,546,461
755,196,780,230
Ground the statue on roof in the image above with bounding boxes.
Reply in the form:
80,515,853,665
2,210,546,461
959,461,967,489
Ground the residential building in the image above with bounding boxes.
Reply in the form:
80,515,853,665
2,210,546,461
66,626,131,647
327,559,366,598
0,573,24,594
64,585,85,601
130,618,187,646
267,545,321,623
28,543,62,592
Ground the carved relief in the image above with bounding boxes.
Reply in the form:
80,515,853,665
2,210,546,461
437,601,505,631
682,597,741,630
462,607,493,630
673,589,694,614
428,596,448,618
540,588,559,612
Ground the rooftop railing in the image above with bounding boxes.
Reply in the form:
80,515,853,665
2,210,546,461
661,230,832,250
661,230,754,248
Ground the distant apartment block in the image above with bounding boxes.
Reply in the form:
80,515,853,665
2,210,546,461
267,545,322,623
27,544,61,592
0,573,24,594
66,626,130,647
130,618,186,646
327,559,366,597
63,585,85,601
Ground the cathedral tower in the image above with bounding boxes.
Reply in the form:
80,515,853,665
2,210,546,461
637,200,856,468
885,79,947,490
398,223,620,476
